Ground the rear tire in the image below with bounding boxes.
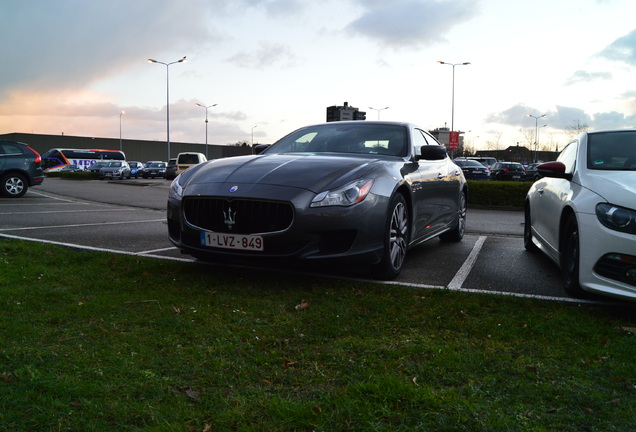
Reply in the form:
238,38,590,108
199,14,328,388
375,194,410,280
1,173,27,198
561,214,586,297
440,190,466,242
524,202,539,252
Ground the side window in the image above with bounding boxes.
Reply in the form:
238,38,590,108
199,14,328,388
557,141,577,173
411,129,428,157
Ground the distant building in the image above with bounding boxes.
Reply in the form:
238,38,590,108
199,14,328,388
326,102,366,122
0,132,252,162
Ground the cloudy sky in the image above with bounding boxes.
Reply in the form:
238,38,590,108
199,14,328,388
1,0,635,151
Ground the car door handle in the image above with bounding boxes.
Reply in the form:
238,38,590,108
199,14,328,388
438,173,445,179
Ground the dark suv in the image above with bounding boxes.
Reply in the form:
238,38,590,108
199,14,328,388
0,140,44,198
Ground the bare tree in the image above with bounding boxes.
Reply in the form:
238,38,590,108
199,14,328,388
566,119,590,139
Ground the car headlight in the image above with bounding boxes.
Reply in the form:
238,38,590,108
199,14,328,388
310,179,374,207
596,203,636,234
169,176,184,199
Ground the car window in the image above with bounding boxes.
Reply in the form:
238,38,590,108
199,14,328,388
0,143,23,155
557,141,577,173
587,130,636,170
268,124,408,157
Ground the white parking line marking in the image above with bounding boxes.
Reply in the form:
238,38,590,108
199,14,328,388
0,233,612,306
139,247,178,254
0,233,192,262
0,219,165,232
0,208,141,215
447,235,486,290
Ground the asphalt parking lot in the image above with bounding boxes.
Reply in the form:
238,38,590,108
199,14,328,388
0,177,611,304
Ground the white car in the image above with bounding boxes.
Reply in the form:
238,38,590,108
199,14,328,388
524,129,636,302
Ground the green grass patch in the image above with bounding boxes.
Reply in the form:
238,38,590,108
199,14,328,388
1,239,635,431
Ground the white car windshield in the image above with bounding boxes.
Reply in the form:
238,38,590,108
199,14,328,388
588,131,636,170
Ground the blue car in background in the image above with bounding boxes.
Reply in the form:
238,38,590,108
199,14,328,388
128,161,143,178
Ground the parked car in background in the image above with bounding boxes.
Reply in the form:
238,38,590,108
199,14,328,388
138,160,163,178
168,121,468,279
176,152,207,176
165,158,177,180
490,162,526,181
86,161,109,173
467,156,497,168
524,163,542,181
454,158,491,180
0,140,44,198
525,129,636,302
59,164,84,172
142,162,167,178
128,161,143,178
99,161,131,180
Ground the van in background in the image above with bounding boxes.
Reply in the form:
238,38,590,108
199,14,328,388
176,152,207,176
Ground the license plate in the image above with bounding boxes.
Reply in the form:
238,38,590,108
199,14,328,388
200,231,264,251
512,175,521,179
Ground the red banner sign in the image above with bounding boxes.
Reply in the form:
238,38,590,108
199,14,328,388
449,131,459,149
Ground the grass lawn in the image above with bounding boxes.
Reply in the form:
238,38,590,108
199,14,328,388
1,239,635,431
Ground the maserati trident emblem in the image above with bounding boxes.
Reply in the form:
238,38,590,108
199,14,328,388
223,205,236,230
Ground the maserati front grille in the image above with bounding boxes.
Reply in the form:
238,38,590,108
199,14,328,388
183,197,294,234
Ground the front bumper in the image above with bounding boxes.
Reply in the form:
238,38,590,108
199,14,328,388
578,212,636,301
167,183,389,264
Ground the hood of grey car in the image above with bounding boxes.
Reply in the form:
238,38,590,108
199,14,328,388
185,154,383,193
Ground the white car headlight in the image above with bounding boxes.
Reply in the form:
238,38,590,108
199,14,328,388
310,179,373,207
596,203,636,234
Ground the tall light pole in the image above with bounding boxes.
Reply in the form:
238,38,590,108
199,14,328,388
147,56,187,161
119,111,125,152
196,102,217,160
437,61,470,133
528,113,547,162
251,125,258,147
368,106,389,120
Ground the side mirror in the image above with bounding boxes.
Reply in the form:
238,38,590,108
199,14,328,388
416,145,447,161
537,161,573,180
253,144,270,154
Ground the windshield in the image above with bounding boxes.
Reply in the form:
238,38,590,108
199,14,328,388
266,123,408,157
106,162,122,167
588,131,636,170
150,163,165,168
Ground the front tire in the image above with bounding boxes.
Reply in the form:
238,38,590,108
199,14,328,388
1,173,27,198
561,214,586,297
375,194,410,279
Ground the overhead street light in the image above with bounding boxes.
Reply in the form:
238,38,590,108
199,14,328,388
119,111,125,152
368,106,389,120
147,56,187,161
528,113,547,162
196,102,218,159
437,61,470,157
251,125,258,147
437,61,470,133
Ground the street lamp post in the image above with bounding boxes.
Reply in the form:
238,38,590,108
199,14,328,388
527,113,547,162
147,56,187,161
119,111,125,152
437,61,470,133
196,102,217,160
251,125,258,147
368,106,389,120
